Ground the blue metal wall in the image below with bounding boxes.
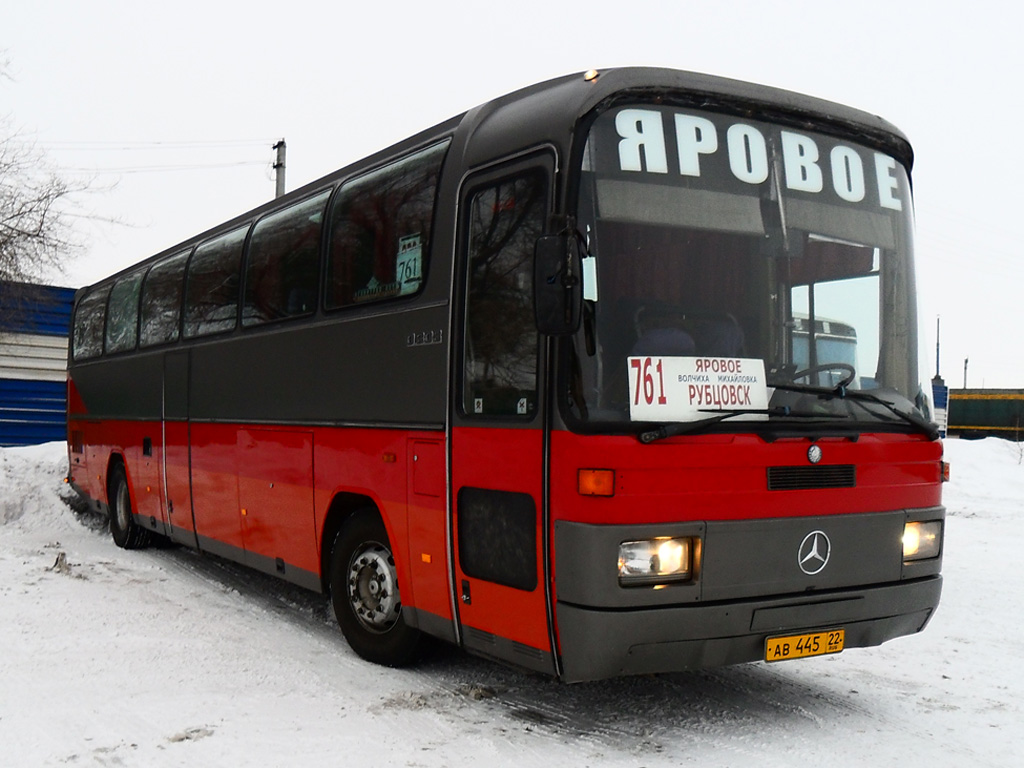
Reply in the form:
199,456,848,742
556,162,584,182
0,282,76,447
0,379,68,445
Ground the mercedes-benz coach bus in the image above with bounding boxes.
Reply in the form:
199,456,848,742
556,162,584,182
67,68,945,682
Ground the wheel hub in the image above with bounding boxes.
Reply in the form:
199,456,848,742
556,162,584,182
347,544,400,633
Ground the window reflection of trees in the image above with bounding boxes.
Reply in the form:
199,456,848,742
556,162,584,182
72,285,111,360
328,143,446,308
140,251,188,347
464,174,544,413
184,229,246,338
105,272,144,353
243,192,329,325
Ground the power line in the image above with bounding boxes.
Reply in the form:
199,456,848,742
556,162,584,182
61,160,269,175
38,139,277,151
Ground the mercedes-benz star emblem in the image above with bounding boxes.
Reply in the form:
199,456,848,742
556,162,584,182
807,444,823,464
798,530,831,575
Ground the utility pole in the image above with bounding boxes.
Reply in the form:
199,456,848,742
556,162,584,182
272,139,286,198
931,316,948,438
963,357,969,389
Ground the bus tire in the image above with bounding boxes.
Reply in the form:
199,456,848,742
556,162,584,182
108,463,151,550
329,510,421,667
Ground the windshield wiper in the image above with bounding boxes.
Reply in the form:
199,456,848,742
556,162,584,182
770,381,847,397
842,390,941,441
769,381,940,441
637,407,848,443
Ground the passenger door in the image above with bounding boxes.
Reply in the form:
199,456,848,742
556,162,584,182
449,156,555,674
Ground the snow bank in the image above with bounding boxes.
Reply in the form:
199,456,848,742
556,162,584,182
0,441,72,527
943,436,1024,518
0,439,1021,767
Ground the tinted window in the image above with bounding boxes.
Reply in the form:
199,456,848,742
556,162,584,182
326,142,448,308
105,272,144,353
184,227,247,338
72,284,112,360
462,170,546,417
140,250,189,347
242,191,330,326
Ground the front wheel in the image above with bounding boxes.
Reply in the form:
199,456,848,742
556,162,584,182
108,463,151,550
329,510,422,666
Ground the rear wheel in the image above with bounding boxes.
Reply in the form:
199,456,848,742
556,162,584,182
108,463,151,550
329,510,421,666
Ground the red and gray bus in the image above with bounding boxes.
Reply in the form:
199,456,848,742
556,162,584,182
67,68,944,682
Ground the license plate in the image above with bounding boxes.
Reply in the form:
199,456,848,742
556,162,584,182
765,629,845,662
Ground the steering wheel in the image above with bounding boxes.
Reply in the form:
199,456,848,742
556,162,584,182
790,362,856,389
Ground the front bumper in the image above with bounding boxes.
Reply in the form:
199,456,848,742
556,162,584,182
553,511,944,682
556,575,941,682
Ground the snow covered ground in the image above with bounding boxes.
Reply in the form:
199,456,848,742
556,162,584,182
1,438,1021,767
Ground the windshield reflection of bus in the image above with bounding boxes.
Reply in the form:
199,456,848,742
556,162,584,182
791,315,873,389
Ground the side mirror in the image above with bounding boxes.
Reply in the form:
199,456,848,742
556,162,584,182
534,233,582,336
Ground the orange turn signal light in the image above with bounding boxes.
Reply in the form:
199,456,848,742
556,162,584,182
578,468,615,497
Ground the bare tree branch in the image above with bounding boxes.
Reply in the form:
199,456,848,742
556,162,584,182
0,123,86,283
1,55,86,285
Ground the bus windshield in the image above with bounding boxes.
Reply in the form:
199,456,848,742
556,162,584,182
568,103,924,432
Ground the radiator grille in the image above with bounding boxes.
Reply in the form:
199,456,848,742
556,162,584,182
767,464,856,490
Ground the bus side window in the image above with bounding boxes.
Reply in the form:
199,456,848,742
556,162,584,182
139,249,189,347
105,272,145,354
326,141,448,309
462,170,546,418
184,227,247,338
72,284,113,360
242,190,330,326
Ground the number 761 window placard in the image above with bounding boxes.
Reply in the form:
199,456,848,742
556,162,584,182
627,356,769,422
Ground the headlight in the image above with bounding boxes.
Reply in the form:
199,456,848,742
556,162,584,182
618,537,693,585
903,521,942,562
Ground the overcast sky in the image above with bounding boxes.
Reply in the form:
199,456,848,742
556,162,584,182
5,0,1020,387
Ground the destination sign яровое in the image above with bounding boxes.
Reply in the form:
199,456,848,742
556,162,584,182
607,107,904,213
